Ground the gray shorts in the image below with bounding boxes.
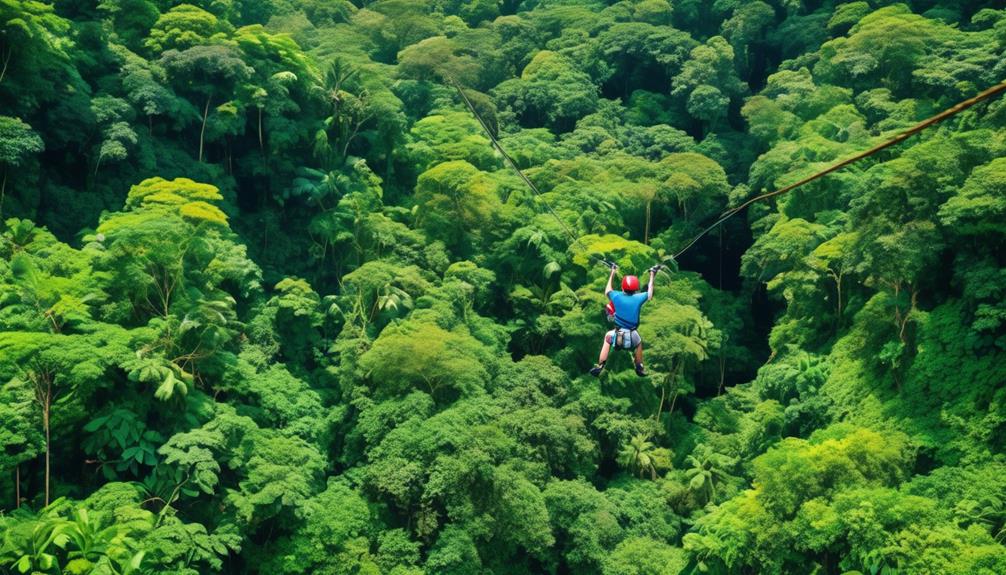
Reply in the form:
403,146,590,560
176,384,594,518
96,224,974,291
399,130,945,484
607,328,641,350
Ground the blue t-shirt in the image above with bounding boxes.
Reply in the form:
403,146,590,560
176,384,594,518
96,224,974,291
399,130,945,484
609,290,649,329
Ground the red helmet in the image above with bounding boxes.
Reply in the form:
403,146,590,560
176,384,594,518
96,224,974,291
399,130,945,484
621,275,640,292
605,301,616,316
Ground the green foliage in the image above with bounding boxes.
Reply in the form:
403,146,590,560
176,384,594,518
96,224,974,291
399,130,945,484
83,409,163,479
0,498,144,575
0,116,44,216
602,537,687,575
3,1,1006,573
939,157,1006,236
254,479,380,574
0,117,43,167
414,160,503,256
0,376,43,498
359,319,494,402
684,426,925,574
405,112,497,173
672,36,746,129
0,0,73,111
145,4,231,53
493,50,600,132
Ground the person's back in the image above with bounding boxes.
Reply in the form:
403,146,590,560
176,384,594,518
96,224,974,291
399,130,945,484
609,290,648,329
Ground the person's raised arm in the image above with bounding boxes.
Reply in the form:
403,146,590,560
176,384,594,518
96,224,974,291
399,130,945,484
604,264,618,296
647,267,656,301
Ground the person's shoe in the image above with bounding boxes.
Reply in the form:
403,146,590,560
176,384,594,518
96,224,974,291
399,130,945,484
589,363,605,377
635,362,647,377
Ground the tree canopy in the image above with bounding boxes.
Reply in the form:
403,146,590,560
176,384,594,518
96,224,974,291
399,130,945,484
2,0,1006,574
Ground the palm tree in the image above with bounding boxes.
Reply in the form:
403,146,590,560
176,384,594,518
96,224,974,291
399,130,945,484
954,496,1006,542
684,450,738,504
316,59,372,168
617,433,670,479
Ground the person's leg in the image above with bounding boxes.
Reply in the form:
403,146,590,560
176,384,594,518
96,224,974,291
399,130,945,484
590,332,614,376
598,333,613,364
633,332,646,376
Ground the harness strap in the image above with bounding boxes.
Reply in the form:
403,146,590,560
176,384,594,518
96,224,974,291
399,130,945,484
609,328,639,350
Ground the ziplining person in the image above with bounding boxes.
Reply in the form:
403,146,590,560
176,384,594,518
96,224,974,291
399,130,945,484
590,264,660,378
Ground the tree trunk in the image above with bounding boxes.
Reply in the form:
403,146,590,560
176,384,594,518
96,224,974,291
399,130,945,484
199,95,212,163
15,464,19,508
29,368,55,508
666,366,681,417
718,227,725,395
644,200,651,245
0,45,11,85
258,107,265,153
623,64,630,100
44,397,50,507
341,122,359,160
654,384,665,423
0,167,7,218
898,289,918,343
385,147,394,182
892,282,903,338
835,272,843,328
718,353,726,396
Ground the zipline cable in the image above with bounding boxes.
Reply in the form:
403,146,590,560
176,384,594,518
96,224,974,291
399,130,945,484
671,78,1006,259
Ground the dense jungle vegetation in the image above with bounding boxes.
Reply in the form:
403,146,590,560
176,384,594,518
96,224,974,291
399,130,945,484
2,0,1006,572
